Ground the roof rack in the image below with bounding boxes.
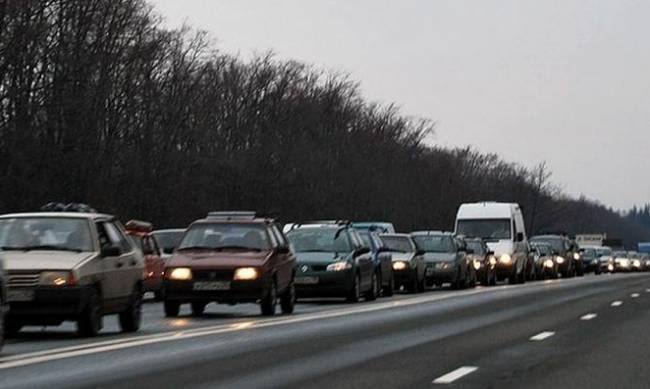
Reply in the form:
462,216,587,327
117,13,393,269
41,202,97,213
206,211,257,221
125,220,153,233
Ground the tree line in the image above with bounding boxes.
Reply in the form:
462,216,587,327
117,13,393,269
0,0,648,248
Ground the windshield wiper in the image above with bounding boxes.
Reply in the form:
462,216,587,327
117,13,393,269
11,245,83,253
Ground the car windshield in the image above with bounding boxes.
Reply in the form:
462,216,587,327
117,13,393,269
286,227,352,253
531,237,565,253
412,235,455,253
596,248,613,256
613,251,628,258
381,236,414,253
456,219,511,240
178,223,270,251
582,248,597,259
0,217,93,252
153,230,185,250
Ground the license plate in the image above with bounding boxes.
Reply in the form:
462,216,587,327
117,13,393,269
7,289,35,302
295,276,319,285
193,281,230,291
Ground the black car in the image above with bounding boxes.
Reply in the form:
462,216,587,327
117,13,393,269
358,230,394,297
530,242,558,279
287,222,376,302
380,233,426,293
530,235,578,278
410,231,475,290
464,237,496,286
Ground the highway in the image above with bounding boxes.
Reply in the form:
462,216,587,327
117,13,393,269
1,273,650,389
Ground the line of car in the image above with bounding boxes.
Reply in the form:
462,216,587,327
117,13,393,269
0,201,646,354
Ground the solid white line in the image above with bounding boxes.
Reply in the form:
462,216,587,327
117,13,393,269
530,331,555,341
611,301,623,307
631,293,640,298
433,366,478,384
580,313,597,321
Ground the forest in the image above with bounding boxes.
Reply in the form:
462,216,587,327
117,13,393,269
0,0,648,247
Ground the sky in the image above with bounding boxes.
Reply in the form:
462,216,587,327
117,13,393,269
150,0,650,210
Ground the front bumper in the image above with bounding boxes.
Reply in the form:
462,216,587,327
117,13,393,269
294,270,354,298
424,263,456,284
7,286,93,324
495,262,516,279
164,277,269,304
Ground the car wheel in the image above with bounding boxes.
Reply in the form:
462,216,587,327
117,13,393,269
490,270,498,286
383,274,395,297
78,288,103,337
347,274,361,302
0,303,4,351
469,268,477,288
365,272,378,301
164,300,180,317
261,280,278,316
280,281,296,314
191,302,206,316
154,289,165,301
417,270,426,293
119,285,143,333
4,319,22,338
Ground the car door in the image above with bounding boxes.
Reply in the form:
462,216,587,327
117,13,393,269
270,224,294,292
374,234,392,282
103,221,139,300
95,222,123,304
350,230,373,290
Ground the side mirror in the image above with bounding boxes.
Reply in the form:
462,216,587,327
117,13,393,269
416,249,426,256
355,247,370,256
516,233,524,242
101,246,122,257
487,251,495,256
277,246,290,254
163,247,175,255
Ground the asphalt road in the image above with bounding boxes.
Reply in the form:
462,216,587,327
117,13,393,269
1,273,650,389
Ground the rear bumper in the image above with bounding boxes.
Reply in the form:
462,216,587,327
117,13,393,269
7,286,93,324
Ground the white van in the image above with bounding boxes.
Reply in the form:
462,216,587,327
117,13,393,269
454,202,530,284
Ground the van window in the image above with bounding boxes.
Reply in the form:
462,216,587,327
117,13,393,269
456,219,512,241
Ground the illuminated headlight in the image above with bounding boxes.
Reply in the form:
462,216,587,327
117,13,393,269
543,259,554,268
556,256,565,264
40,271,74,286
393,261,408,271
619,259,630,267
645,260,650,266
489,256,497,266
499,254,512,264
633,260,641,268
326,261,352,272
591,260,598,265
607,264,614,271
234,267,259,280
473,260,482,270
573,253,581,260
167,267,193,280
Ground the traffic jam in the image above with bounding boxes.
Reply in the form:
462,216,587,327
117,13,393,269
0,201,647,354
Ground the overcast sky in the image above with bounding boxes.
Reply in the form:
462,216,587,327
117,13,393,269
151,0,649,210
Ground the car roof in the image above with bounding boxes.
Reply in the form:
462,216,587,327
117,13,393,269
531,235,564,239
380,233,412,238
456,202,521,219
410,230,453,236
0,212,112,220
152,228,186,233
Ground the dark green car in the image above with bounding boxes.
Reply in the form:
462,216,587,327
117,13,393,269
287,222,376,302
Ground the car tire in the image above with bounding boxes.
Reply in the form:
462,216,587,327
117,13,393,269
119,285,143,333
191,302,206,316
261,280,278,316
78,288,103,337
417,271,426,293
383,274,395,297
280,281,296,314
490,271,498,286
0,303,4,351
347,273,362,302
469,268,477,288
164,300,180,317
154,289,165,301
4,320,22,338
365,272,378,301
407,272,419,293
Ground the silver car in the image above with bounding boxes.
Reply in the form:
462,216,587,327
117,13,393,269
0,253,6,352
0,211,144,337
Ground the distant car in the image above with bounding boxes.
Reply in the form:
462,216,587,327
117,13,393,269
0,205,144,337
530,235,577,278
351,222,396,234
381,233,426,293
612,251,631,272
530,242,558,279
595,246,615,273
152,228,186,261
164,212,296,317
629,252,644,272
0,253,6,352
580,246,604,275
286,221,375,302
641,253,650,272
358,230,395,297
410,231,475,289
125,220,166,300
464,237,497,286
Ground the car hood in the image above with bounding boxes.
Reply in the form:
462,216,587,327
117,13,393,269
295,252,348,264
2,251,96,271
423,253,455,263
486,240,515,257
168,250,272,268
391,252,415,262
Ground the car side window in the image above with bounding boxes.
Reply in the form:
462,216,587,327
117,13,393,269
96,222,111,250
103,222,131,252
142,236,156,255
349,230,363,250
270,224,288,248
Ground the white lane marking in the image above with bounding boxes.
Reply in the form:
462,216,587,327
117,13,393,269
433,366,478,384
631,293,640,298
611,301,623,307
580,313,597,321
530,331,555,341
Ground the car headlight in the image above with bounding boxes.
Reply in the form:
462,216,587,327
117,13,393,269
620,259,630,267
392,261,408,271
573,253,581,260
489,256,497,266
327,261,352,272
556,256,565,264
607,264,614,271
473,260,482,270
499,254,512,264
40,271,74,286
633,260,641,267
591,259,598,265
234,267,259,280
645,260,650,266
167,267,193,280
543,259,554,268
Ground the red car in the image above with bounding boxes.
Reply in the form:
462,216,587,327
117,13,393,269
125,220,165,300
